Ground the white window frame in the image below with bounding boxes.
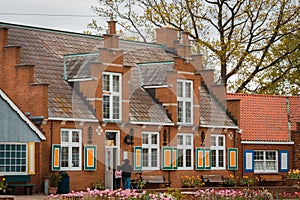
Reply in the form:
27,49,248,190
211,134,226,170
254,150,278,173
177,133,194,170
102,72,122,122
0,143,28,175
61,129,82,170
141,132,160,170
177,79,193,125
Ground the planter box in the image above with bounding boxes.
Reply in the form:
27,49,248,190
286,178,300,187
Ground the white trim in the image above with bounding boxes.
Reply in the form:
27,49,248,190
100,62,123,67
122,100,130,103
130,121,174,126
200,124,239,129
48,117,98,122
241,141,294,144
0,89,46,140
60,128,82,170
141,132,160,170
178,71,195,75
162,103,177,107
177,79,193,124
210,134,226,170
67,78,94,82
102,72,122,121
86,98,102,101
143,85,169,89
254,150,278,173
177,133,194,170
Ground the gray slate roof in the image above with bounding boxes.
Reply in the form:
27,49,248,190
1,22,237,127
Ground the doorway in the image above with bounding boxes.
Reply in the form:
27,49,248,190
105,131,120,189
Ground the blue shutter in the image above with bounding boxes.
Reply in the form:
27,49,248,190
243,150,254,172
279,150,289,172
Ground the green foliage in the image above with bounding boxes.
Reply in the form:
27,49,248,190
89,0,300,95
47,172,62,187
92,181,105,190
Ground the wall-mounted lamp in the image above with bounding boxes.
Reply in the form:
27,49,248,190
163,129,168,146
124,127,134,145
201,131,205,146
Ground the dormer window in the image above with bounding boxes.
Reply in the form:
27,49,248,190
102,72,122,121
177,79,193,124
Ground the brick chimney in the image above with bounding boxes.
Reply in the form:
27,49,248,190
175,32,191,59
191,54,203,71
103,17,119,49
156,26,178,49
99,18,123,64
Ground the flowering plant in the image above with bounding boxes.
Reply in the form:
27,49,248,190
224,174,236,186
288,169,300,179
0,177,7,193
181,175,193,187
239,176,257,187
181,175,204,187
194,176,205,187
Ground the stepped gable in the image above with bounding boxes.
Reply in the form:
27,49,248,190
200,83,237,128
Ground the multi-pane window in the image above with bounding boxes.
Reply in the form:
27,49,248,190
61,129,82,170
142,132,159,170
177,134,193,169
177,80,193,124
102,72,122,121
0,144,27,174
211,135,225,169
254,150,278,173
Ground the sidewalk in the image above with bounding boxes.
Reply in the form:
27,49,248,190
10,194,48,200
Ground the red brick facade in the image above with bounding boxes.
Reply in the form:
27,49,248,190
0,22,299,194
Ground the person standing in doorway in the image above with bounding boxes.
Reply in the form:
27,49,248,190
121,159,133,189
115,165,122,189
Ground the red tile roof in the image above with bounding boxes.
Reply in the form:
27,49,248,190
227,93,300,142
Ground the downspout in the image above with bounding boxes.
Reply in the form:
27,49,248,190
50,120,53,170
168,126,171,184
286,97,291,140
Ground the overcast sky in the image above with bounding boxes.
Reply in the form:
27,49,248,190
0,0,104,33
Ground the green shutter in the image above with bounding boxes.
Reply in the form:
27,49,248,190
196,148,211,170
84,145,97,171
52,144,61,171
134,146,142,170
162,147,178,170
228,148,238,170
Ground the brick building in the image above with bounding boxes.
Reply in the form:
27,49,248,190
227,94,300,180
0,20,299,193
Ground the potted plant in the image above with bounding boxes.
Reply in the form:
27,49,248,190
47,172,62,194
286,169,300,187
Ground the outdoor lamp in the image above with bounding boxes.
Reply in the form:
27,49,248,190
124,127,134,145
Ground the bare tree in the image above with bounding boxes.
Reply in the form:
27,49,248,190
90,0,300,93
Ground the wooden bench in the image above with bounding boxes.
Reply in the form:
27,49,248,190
259,174,285,186
4,175,35,195
201,175,224,186
142,175,171,188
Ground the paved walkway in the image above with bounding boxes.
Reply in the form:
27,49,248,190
0,194,48,200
